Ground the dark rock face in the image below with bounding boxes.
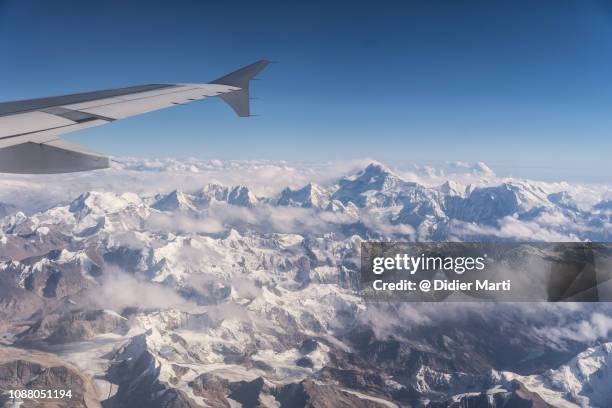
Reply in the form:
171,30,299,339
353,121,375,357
14,253,92,300
547,191,578,211
318,367,390,399
227,186,257,207
18,310,129,345
103,246,144,272
0,229,71,262
154,388,201,408
295,356,314,368
594,199,612,211
299,338,318,355
277,183,327,208
228,377,268,408
190,375,273,408
275,379,393,408
189,373,231,408
428,381,552,408
347,316,579,378
188,373,399,408
103,336,200,408
0,275,44,322
445,184,523,225
104,334,159,408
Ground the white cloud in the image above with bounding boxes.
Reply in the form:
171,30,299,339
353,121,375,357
449,216,582,242
88,266,197,312
147,212,226,234
146,202,356,236
0,158,372,212
533,311,612,347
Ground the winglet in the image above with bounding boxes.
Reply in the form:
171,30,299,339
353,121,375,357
210,60,270,117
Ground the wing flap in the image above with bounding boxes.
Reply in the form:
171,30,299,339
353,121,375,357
0,139,109,174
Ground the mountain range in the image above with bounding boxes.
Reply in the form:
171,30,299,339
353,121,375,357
0,160,611,407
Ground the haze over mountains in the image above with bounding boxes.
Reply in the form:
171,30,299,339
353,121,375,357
0,159,611,407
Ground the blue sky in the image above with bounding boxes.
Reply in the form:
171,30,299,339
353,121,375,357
1,0,611,181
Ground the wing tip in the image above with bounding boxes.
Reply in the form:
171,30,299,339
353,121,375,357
211,59,271,117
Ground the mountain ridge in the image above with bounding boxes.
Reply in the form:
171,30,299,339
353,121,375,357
0,160,610,407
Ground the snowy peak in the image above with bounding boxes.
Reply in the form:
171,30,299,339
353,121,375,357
343,162,400,189
325,199,359,217
152,190,196,212
444,182,550,225
394,189,446,228
548,191,579,211
1,160,608,251
277,183,329,209
153,184,258,210
227,186,258,207
196,183,231,204
594,199,612,213
438,180,465,197
545,342,612,407
69,191,140,216
332,162,411,207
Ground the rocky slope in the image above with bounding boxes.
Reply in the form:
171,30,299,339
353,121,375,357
0,347,101,407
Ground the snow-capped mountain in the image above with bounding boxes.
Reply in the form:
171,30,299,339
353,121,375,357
0,160,611,407
277,183,330,209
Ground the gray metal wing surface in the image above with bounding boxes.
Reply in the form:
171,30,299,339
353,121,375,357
0,60,269,173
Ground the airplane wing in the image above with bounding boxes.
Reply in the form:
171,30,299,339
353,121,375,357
0,59,270,174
